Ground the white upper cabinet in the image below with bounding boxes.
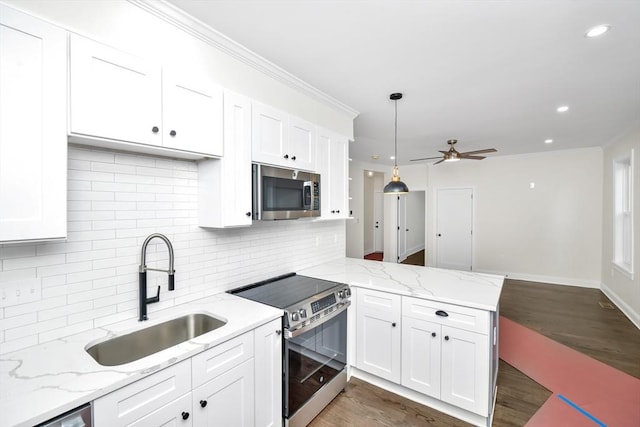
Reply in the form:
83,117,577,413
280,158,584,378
252,102,288,166
287,115,316,171
0,4,67,243
199,91,253,228
162,70,223,155
69,35,223,157
69,34,161,147
316,129,349,219
252,103,316,171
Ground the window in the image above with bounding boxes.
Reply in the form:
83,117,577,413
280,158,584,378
613,150,634,277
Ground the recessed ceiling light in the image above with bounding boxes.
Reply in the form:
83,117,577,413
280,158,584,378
586,25,610,38
557,105,569,113
367,171,373,177
545,139,553,144
390,156,395,160
371,154,380,160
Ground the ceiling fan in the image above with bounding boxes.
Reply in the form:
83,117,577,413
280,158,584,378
410,139,497,165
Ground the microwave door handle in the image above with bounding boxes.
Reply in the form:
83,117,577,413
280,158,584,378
303,181,312,209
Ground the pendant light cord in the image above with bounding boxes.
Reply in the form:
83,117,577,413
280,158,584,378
394,98,398,167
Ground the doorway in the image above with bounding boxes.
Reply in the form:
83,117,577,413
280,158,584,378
435,188,473,270
363,171,385,259
397,191,426,265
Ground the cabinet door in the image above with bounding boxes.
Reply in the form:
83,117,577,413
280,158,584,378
193,358,255,427
356,289,401,383
316,129,349,219
288,115,315,171
198,92,252,228
94,359,191,426
162,70,223,156
329,136,349,218
69,34,162,146
0,4,67,242
251,103,288,167
315,132,332,217
401,317,441,398
440,326,490,416
127,393,193,427
254,319,283,427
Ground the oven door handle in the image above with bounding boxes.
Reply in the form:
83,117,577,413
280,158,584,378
285,301,350,339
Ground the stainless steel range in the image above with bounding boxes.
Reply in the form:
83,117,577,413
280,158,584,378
229,273,351,427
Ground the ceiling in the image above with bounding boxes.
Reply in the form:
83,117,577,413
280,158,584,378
166,0,640,166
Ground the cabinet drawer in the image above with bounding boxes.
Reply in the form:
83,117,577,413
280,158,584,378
93,359,191,426
357,288,401,315
192,331,254,388
402,296,489,334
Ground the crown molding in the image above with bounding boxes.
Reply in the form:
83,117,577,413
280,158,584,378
128,0,359,119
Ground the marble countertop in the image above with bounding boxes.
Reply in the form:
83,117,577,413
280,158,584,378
0,293,282,427
298,258,504,311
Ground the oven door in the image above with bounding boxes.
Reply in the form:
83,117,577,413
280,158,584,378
284,306,347,419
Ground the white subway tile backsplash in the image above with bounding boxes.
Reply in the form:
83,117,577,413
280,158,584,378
0,146,345,352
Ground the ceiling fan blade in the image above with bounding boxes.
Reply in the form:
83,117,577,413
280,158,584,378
410,156,443,161
433,159,445,165
438,150,449,154
459,155,486,160
459,148,497,156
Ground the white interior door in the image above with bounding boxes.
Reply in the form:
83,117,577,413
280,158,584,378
374,191,384,252
436,188,473,270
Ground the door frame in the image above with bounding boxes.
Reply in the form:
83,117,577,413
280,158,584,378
433,186,476,270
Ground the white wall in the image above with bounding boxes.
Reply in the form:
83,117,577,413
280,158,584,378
601,129,640,328
427,147,603,287
2,0,354,138
363,173,375,254
0,147,345,355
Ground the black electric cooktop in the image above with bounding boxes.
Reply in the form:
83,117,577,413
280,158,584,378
228,273,340,309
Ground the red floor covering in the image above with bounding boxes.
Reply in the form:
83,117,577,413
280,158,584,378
364,252,383,261
499,316,640,427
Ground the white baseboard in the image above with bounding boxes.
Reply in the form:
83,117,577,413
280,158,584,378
406,244,425,256
364,246,374,256
473,269,601,289
600,282,640,330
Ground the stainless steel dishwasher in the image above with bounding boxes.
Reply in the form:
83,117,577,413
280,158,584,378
36,402,92,427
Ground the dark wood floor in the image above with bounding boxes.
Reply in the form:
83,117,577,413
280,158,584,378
401,250,425,266
310,279,640,426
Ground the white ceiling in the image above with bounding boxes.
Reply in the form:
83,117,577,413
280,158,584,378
166,0,640,166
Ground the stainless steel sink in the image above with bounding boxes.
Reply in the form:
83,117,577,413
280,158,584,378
86,313,227,366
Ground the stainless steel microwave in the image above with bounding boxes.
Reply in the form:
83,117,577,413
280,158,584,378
252,164,320,220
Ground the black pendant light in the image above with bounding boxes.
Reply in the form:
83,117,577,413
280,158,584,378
384,92,409,194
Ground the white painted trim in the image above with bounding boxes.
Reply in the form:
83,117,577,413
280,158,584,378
601,282,640,330
406,244,425,256
128,0,359,119
474,269,601,289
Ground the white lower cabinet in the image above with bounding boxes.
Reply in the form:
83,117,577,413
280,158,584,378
355,288,401,383
93,359,192,426
254,319,283,427
401,316,441,398
401,317,490,415
128,393,193,427
93,319,282,427
192,359,255,427
355,289,495,422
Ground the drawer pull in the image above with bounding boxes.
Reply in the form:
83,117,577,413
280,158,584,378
182,411,190,420
431,332,436,337
436,310,449,317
